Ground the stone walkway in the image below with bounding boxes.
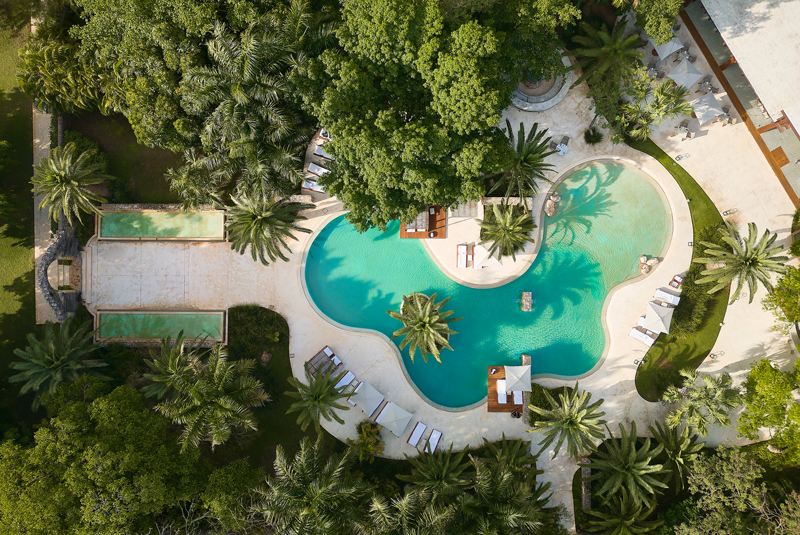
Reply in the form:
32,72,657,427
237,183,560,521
32,105,55,324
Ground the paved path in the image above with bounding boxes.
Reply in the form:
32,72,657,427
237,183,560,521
32,105,55,324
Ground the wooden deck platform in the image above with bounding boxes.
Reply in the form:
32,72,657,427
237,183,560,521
487,366,524,413
400,205,447,239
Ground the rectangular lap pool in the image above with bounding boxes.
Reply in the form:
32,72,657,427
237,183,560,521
97,210,225,241
96,310,226,343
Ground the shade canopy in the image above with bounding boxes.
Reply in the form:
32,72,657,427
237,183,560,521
642,301,673,334
353,381,384,417
473,244,502,268
667,59,703,88
376,402,413,437
504,365,532,392
651,35,683,59
690,93,724,125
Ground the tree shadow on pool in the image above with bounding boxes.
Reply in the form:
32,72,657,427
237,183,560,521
547,162,622,245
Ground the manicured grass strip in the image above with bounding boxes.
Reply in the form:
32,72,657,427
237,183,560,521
626,139,730,402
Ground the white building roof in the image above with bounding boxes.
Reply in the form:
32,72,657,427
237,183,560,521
701,0,800,127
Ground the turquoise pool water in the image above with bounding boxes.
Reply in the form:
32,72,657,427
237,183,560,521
305,160,670,408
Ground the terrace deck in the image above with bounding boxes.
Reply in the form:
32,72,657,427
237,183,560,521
399,205,447,239
487,366,524,413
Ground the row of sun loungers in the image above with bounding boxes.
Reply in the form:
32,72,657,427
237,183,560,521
629,277,683,348
308,345,443,453
302,129,335,193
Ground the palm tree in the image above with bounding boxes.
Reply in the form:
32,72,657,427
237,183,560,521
141,331,201,399
487,120,556,209
580,422,668,507
225,193,313,265
154,344,270,451
477,203,537,261
9,317,107,410
387,292,462,363
356,489,455,535
286,363,354,433
695,222,789,304
585,488,663,534
398,443,473,501
252,437,366,535
648,421,705,493
663,369,740,436
31,142,111,226
528,382,606,459
457,456,550,535
622,77,694,141
480,435,543,485
569,21,644,87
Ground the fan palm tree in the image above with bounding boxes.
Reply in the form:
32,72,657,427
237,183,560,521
225,193,313,265
648,421,705,493
398,443,473,501
569,21,644,87
9,317,107,410
528,382,607,459
585,488,663,534
663,369,740,436
252,437,366,535
387,292,462,363
487,120,556,209
477,203,538,261
580,422,668,507
356,489,455,535
154,344,270,451
622,77,694,141
141,331,202,399
286,363,354,433
31,142,111,226
695,222,789,304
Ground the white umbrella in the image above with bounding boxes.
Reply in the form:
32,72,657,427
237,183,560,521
375,402,413,437
642,301,673,334
504,365,532,392
473,244,502,268
353,381,384,418
690,92,724,125
667,59,703,88
651,36,683,59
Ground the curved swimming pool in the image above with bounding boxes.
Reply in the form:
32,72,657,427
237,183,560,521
304,160,671,408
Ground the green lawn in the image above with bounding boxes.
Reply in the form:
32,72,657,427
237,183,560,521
70,113,182,204
0,24,39,433
626,139,730,402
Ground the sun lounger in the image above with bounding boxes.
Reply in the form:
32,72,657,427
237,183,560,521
655,289,680,305
346,382,362,405
308,162,330,177
323,346,334,357
457,244,467,268
425,429,442,454
670,275,684,289
302,180,325,193
319,128,331,141
335,371,355,391
629,328,656,347
497,379,508,404
513,391,523,405
313,144,334,160
407,421,427,447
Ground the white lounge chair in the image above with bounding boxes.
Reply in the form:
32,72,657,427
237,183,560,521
629,328,656,347
319,128,331,141
313,144,334,160
513,391,523,405
323,346,334,357
457,244,467,268
407,422,427,447
497,379,508,404
655,289,680,305
335,371,355,390
308,162,330,177
425,429,442,453
302,180,325,193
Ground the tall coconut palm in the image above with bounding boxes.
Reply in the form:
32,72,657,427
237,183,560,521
356,489,455,535
9,317,107,410
477,203,537,261
487,121,556,209
622,77,694,141
695,222,789,304
585,488,663,534
286,363,354,433
398,443,473,501
225,193,313,265
648,421,705,493
154,344,270,451
663,369,740,436
31,142,111,226
387,292,462,363
141,331,202,400
528,382,607,459
252,437,366,535
569,21,644,88
580,422,668,507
